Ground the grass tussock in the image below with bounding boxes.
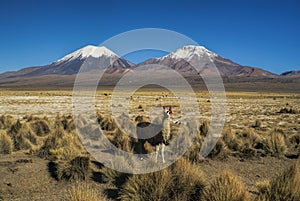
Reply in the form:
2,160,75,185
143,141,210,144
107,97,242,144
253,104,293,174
66,183,108,201
8,121,34,151
57,156,90,181
222,127,239,151
120,158,206,201
100,155,132,187
278,107,298,114
97,114,118,132
30,120,51,137
289,134,300,148
265,131,287,157
203,171,249,201
256,163,300,201
253,119,262,128
199,120,209,136
111,129,132,153
0,130,13,154
0,115,15,130
37,124,83,160
134,115,150,123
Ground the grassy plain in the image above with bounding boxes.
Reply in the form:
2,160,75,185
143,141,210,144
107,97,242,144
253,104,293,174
0,88,299,200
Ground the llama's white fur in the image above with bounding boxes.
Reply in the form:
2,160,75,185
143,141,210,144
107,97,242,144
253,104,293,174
136,106,172,163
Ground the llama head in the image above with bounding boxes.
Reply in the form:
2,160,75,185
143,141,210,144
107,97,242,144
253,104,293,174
163,106,173,117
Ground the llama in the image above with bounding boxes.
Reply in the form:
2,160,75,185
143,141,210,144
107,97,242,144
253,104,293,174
136,106,172,163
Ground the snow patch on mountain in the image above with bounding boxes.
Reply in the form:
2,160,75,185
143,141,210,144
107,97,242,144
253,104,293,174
162,45,218,61
55,45,118,64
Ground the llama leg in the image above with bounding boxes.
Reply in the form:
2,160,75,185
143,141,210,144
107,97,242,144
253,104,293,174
161,144,165,163
155,145,160,162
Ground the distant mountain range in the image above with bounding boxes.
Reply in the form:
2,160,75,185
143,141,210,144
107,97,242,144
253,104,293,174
0,45,299,88
280,70,300,77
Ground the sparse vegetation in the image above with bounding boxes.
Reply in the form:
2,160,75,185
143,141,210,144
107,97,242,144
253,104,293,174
0,115,15,129
66,183,108,201
253,119,262,128
0,90,299,200
0,130,13,154
203,171,249,201
120,158,206,201
57,156,90,181
256,163,300,201
265,131,287,157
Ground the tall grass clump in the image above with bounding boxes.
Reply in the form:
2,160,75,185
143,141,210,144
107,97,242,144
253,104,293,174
120,158,206,201
203,171,249,201
222,127,239,151
8,120,34,151
111,129,132,153
256,163,300,201
37,124,83,160
66,183,108,201
0,130,13,154
30,120,51,137
57,156,90,181
0,115,15,129
265,131,287,157
100,155,132,187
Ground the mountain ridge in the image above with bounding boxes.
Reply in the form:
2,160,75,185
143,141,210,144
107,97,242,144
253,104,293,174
0,45,299,87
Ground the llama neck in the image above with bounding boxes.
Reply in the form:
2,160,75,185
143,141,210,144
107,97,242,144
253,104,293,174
162,115,170,127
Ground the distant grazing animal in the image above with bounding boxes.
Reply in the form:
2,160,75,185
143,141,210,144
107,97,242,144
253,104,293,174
136,106,172,163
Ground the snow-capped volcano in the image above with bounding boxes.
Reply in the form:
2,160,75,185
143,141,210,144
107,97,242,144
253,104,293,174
55,45,118,64
2,45,133,78
162,45,217,61
0,44,280,86
138,45,276,77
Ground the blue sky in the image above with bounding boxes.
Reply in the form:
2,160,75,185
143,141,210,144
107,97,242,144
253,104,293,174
0,0,299,74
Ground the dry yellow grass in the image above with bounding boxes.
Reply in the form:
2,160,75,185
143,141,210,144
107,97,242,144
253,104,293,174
120,158,206,201
0,130,13,154
203,171,249,201
66,183,108,201
256,163,300,201
265,131,287,157
57,156,90,182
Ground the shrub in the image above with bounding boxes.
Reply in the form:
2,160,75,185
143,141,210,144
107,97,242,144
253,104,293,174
57,156,90,181
66,183,108,201
265,132,287,157
203,171,249,201
256,163,300,201
0,130,13,154
120,158,206,201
